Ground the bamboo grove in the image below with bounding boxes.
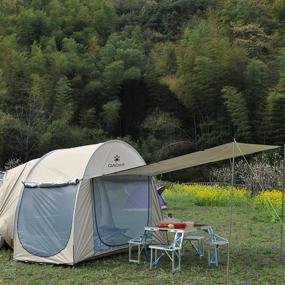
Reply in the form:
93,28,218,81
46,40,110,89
0,0,284,167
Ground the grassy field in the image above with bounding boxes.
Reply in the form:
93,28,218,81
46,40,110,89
0,188,283,285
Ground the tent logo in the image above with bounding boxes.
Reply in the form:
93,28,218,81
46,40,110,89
114,154,120,162
108,154,125,168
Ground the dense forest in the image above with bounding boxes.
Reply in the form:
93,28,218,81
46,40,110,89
0,0,284,168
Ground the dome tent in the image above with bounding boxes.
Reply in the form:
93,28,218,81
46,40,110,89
0,140,162,265
0,140,277,265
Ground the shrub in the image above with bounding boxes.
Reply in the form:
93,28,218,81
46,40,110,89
210,152,282,192
4,158,21,170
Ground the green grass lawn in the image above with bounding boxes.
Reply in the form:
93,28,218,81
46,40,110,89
0,199,283,285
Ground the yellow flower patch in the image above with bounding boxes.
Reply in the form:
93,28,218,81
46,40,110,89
164,184,250,206
255,190,283,211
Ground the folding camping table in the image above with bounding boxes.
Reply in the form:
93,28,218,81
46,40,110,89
145,225,196,240
145,225,197,272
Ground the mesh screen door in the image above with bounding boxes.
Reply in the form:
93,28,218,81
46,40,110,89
92,176,150,250
17,185,77,257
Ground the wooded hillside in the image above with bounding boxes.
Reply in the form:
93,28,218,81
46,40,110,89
0,0,284,166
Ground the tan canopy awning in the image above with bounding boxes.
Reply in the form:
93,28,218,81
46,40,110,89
106,142,280,176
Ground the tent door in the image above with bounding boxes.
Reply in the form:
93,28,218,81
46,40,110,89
91,176,151,252
17,184,77,257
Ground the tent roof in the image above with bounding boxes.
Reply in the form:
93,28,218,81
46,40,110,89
24,140,145,183
107,142,280,176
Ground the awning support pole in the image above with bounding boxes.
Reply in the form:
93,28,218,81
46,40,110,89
226,139,236,285
281,143,285,260
230,139,236,236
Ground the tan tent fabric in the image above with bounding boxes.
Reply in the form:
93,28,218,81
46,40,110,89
25,141,146,183
14,226,75,265
0,159,38,246
107,142,280,176
26,144,102,183
73,179,94,264
150,179,164,243
0,140,162,265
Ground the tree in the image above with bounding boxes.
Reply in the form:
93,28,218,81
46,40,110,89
30,73,53,110
0,0,284,169
39,120,73,153
100,99,122,134
267,91,285,145
0,94,47,163
53,77,74,123
273,0,285,23
80,107,97,128
0,112,16,165
100,27,146,96
232,22,271,57
114,0,217,40
221,0,277,32
222,86,251,141
266,49,285,144
152,15,248,146
89,0,118,42
140,109,184,160
16,8,53,46
244,59,269,141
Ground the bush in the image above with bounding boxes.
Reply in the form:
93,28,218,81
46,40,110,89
210,152,282,192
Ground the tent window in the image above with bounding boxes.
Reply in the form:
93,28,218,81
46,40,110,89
92,176,150,249
17,184,77,257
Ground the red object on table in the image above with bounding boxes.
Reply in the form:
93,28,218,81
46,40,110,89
156,222,187,229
